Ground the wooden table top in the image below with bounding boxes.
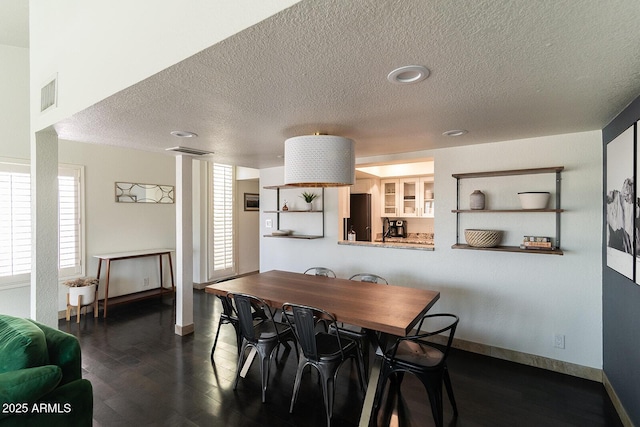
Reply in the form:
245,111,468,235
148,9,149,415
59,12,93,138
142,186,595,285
205,270,440,336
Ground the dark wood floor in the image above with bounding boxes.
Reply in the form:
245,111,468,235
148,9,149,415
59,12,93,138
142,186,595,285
59,289,622,427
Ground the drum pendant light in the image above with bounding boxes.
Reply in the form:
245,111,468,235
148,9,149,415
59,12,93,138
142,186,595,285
284,134,355,187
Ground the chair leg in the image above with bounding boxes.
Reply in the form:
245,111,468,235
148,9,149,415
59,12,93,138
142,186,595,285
289,355,306,413
420,375,445,427
259,348,271,403
233,341,248,390
443,366,458,415
320,371,335,427
211,321,224,361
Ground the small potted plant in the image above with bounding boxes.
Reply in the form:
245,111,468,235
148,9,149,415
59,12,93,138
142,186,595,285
300,191,318,211
64,277,98,308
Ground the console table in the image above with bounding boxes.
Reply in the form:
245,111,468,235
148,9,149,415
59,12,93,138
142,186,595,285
94,249,175,318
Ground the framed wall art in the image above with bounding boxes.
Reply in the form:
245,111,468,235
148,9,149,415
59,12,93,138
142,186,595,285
606,124,635,280
244,193,259,211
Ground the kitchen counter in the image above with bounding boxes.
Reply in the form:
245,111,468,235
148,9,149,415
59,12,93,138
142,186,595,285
338,233,434,251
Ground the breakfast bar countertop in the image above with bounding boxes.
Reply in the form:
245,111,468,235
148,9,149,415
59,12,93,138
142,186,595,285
339,233,434,251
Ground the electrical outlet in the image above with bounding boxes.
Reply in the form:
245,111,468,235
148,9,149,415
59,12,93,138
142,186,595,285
553,334,565,349
143,277,150,288
266,219,273,228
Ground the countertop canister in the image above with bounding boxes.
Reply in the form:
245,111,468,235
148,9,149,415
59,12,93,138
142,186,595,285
470,190,485,210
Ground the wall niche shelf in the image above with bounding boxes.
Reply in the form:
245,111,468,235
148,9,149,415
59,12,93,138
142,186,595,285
451,166,564,255
263,185,325,239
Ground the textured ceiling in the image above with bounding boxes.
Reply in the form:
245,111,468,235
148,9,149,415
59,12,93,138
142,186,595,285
54,0,640,169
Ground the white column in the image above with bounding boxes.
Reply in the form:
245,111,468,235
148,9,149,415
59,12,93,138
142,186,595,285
30,128,59,326
175,155,194,335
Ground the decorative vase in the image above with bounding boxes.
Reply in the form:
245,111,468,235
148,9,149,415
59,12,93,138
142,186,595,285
68,284,96,306
470,190,485,210
306,202,313,211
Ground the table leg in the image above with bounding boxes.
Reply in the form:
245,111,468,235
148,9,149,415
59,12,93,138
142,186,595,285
167,252,175,291
359,356,382,427
159,254,163,288
103,259,111,318
240,348,257,378
95,259,102,318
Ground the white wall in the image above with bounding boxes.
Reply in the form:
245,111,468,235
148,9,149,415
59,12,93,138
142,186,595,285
57,140,176,309
0,44,31,317
29,1,299,132
0,45,29,159
261,130,603,369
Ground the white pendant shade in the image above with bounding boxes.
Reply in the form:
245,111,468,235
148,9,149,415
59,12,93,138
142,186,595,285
284,135,355,187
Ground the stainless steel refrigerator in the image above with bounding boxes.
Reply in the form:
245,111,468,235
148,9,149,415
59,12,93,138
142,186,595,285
345,193,372,241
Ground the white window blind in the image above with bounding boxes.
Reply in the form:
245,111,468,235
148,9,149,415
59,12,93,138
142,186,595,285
0,162,83,284
58,167,82,277
211,163,234,276
0,166,31,279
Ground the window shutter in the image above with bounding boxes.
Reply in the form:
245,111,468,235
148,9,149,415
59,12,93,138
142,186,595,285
211,163,234,275
0,170,31,278
0,162,83,284
58,167,82,276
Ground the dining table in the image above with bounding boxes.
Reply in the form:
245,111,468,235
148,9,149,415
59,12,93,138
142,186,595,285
204,269,440,426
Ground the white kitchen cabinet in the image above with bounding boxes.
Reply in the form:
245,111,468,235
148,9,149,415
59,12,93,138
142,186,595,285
381,176,434,217
399,177,434,217
381,179,399,216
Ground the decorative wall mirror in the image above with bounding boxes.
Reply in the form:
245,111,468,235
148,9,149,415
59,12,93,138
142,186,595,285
115,182,175,204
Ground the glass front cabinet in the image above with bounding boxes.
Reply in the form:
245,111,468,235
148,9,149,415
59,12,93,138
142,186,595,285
381,176,434,218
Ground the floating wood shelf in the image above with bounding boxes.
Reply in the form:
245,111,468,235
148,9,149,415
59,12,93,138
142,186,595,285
451,244,563,255
451,209,564,213
263,234,323,239
452,166,564,255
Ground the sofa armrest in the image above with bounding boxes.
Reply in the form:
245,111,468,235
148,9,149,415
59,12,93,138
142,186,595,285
0,366,62,420
27,321,82,385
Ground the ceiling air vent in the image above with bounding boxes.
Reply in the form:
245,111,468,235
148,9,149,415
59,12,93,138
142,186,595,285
165,146,214,156
40,74,58,113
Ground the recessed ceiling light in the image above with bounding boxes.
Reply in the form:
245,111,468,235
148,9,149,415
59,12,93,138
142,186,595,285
387,65,430,84
442,129,468,137
170,130,198,138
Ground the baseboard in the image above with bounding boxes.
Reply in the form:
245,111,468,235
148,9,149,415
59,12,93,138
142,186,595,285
603,372,634,427
430,335,602,382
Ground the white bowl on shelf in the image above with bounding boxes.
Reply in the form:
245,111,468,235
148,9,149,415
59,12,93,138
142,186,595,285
271,229,292,236
518,192,550,209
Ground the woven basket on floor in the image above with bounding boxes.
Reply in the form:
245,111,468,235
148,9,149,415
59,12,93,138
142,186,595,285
464,229,503,248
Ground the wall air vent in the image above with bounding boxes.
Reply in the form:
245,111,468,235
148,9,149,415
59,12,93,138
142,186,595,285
40,74,58,112
165,146,214,156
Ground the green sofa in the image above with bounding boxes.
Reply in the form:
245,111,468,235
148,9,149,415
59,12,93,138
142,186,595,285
0,314,93,427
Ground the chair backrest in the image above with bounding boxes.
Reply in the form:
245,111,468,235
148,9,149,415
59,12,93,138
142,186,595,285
230,293,275,343
349,273,388,284
217,295,235,317
392,313,459,364
304,267,336,278
282,303,343,362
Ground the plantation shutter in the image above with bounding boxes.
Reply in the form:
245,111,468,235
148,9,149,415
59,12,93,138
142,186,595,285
211,163,234,276
0,164,31,280
58,167,82,277
0,162,83,284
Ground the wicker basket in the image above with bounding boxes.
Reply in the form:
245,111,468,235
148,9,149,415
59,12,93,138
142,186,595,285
464,229,503,248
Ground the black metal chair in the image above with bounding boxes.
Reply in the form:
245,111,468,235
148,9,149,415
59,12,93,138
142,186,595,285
282,302,366,427
210,295,241,361
304,267,336,278
230,293,297,403
373,313,459,427
348,273,388,284
329,273,390,373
